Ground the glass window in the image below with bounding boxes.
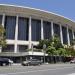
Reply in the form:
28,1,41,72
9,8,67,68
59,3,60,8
2,45,14,52
69,29,73,45
0,15,2,25
31,19,41,41
53,23,60,38
18,17,29,40
62,26,68,44
4,16,16,39
74,32,75,39
43,21,51,39
17,45,28,52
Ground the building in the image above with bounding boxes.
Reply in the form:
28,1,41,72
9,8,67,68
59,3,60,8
0,4,75,62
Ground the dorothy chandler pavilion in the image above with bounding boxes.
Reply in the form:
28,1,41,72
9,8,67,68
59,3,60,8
0,4,75,62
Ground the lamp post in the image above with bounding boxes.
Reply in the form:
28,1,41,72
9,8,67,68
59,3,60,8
43,44,46,64
31,43,33,59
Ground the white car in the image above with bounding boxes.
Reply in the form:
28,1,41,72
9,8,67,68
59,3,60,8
70,58,75,63
8,59,13,65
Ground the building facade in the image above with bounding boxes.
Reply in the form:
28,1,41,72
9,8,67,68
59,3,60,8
0,4,75,62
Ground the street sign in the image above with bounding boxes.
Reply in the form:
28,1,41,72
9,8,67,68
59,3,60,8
43,44,46,49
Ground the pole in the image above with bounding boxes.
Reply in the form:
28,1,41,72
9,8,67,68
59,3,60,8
31,44,33,59
44,50,45,64
43,44,46,64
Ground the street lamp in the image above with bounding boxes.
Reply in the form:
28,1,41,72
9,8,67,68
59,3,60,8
43,44,46,64
31,43,33,59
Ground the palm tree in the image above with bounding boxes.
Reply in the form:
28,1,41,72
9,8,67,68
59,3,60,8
0,25,6,52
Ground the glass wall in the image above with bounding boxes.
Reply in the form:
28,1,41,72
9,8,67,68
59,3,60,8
62,26,68,44
4,16,16,39
31,19,41,41
2,45,14,52
74,32,75,39
18,17,29,40
43,21,51,39
53,23,60,38
0,15,2,25
69,29,73,45
17,45,28,52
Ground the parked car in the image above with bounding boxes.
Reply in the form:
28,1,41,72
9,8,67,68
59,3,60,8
21,59,42,66
70,58,75,63
8,59,13,65
0,58,13,66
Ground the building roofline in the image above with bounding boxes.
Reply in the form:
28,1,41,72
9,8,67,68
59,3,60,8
0,4,75,23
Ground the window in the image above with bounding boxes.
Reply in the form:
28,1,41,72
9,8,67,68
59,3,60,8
4,16,16,39
62,26,68,44
2,45,14,52
31,19,41,41
18,17,29,40
0,15,2,25
69,29,73,45
43,21,51,39
53,23,60,38
17,45,28,52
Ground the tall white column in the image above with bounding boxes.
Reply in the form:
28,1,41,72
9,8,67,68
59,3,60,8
51,21,54,38
67,26,70,46
60,24,63,44
2,14,5,27
28,16,32,49
41,19,44,40
72,30,75,49
14,16,18,53
72,30,74,40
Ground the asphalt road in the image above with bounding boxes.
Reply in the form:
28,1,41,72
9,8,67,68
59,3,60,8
0,64,75,75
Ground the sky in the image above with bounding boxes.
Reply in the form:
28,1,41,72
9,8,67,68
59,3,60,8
0,0,75,21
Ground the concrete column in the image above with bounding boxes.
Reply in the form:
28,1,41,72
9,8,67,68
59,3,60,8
72,30,74,40
0,14,5,53
60,24,63,44
2,14,5,27
51,21,54,38
67,26,70,46
41,19,44,40
14,16,18,53
72,30,75,49
28,16,32,49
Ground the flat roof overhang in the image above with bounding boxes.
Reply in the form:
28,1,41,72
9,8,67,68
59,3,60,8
0,52,47,57
0,4,75,29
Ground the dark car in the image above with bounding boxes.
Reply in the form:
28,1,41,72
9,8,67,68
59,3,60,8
0,58,13,66
21,59,42,66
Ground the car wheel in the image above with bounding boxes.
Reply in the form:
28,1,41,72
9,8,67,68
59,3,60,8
22,64,25,66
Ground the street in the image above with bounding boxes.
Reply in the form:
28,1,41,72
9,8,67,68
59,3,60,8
0,64,75,75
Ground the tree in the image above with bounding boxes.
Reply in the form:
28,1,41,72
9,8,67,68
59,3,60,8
0,25,6,52
71,39,75,46
51,35,64,50
37,39,49,49
46,46,56,56
57,48,67,56
65,46,75,57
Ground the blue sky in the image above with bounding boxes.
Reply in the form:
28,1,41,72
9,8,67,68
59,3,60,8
0,0,75,21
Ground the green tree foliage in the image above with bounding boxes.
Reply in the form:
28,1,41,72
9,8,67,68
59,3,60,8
0,25,6,47
37,39,50,49
65,46,75,57
46,46,56,55
57,48,67,56
37,34,75,57
51,35,64,49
